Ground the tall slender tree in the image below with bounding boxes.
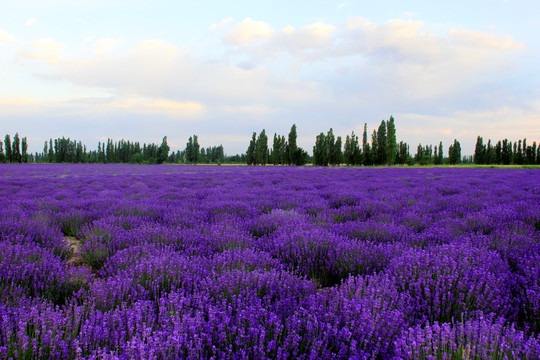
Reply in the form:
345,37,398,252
256,129,268,165
326,128,336,165
344,131,361,165
448,139,461,165
0,140,5,163
371,129,378,165
502,139,510,165
12,133,21,163
287,124,297,166
362,123,371,166
21,137,28,163
474,136,485,164
376,120,387,165
486,140,494,164
332,136,343,166
246,132,257,166
4,134,12,163
157,136,169,164
313,132,327,166
396,141,410,164
386,116,397,165
186,135,200,164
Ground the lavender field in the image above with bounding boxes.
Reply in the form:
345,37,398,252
0,164,539,359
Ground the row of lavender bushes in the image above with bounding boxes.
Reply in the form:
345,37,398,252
0,164,539,359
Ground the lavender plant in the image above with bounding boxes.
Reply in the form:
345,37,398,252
0,164,538,359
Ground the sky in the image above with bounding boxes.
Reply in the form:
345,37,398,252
1,0,539,156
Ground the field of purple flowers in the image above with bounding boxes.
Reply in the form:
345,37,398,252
0,164,539,359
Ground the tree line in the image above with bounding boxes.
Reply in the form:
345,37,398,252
28,137,171,164
473,136,540,165
0,133,29,163
247,117,465,167
0,133,231,165
2,119,539,166
246,125,309,166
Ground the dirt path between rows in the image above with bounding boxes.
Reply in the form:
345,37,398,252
65,236,83,266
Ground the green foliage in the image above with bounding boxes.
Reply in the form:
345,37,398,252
185,135,200,164
376,120,387,165
0,140,5,163
313,128,342,166
343,131,362,165
362,123,373,165
436,141,444,165
449,139,461,165
287,124,297,165
157,136,169,164
4,134,12,163
474,136,485,164
271,134,287,165
256,129,268,165
396,141,411,165
386,116,397,165
246,132,257,166
415,144,433,165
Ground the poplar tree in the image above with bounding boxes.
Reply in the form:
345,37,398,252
313,132,327,166
246,132,257,166
386,116,397,165
495,141,502,164
287,124,297,166
371,129,378,165
4,135,12,163
43,141,49,163
21,137,28,163
326,128,336,165
345,131,362,166
186,135,200,164
396,141,410,164
362,123,371,166
157,136,169,164
332,136,343,166
502,139,510,165
272,134,280,165
474,136,485,164
0,140,5,163
272,133,287,165
376,120,387,165
12,133,21,163
256,129,268,165
448,139,461,165
486,140,494,164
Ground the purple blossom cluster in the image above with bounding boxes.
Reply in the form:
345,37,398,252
0,164,539,359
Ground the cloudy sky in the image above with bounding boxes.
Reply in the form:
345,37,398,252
1,0,538,156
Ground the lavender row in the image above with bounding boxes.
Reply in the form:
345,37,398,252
0,164,539,359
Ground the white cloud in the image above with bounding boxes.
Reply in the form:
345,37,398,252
93,38,121,56
107,96,204,117
448,28,525,50
339,18,445,63
20,37,324,114
399,104,540,154
210,17,234,31
221,104,273,115
26,18,36,27
19,38,67,64
5,17,534,156
0,29,15,46
222,18,275,44
273,22,336,52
